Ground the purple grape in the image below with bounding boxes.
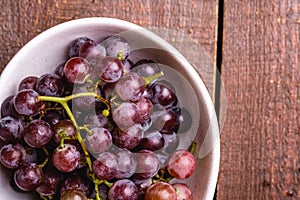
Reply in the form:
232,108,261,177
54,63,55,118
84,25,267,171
138,130,165,151
53,119,76,144
54,62,66,77
133,62,160,77
18,76,38,91
134,149,160,179
112,124,143,150
1,95,20,118
132,178,152,198
14,163,43,191
84,127,112,155
108,179,138,200
115,72,145,102
0,116,24,142
64,57,91,84
112,102,140,128
36,73,65,96
172,107,193,133
52,144,80,173
152,108,180,134
42,110,63,127
14,89,41,116
35,167,62,196
115,148,137,179
60,174,92,197
68,37,93,58
135,97,153,124
95,56,123,83
82,112,109,129
79,40,106,60
102,35,131,60
23,119,53,148
93,152,118,180
0,143,26,169
150,80,178,108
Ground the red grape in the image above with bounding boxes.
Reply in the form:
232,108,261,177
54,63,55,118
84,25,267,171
14,89,41,116
52,144,80,173
167,149,196,180
18,76,38,91
64,57,91,84
112,102,140,128
150,80,178,108
134,149,160,179
112,124,143,150
0,116,24,142
61,189,88,200
79,40,106,60
35,167,62,196
145,182,176,200
102,35,131,60
23,119,53,148
0,143,26,169
36,73,65,96
108,179,138,200
84,127,112,155
53,119,76,144
93,152,118,180
172,183,193,200
68,37,93,58
95,56,123,83
14,163,43,191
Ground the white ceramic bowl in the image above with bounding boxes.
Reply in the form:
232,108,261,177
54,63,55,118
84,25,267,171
0,17,219,199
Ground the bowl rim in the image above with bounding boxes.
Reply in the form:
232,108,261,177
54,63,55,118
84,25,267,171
0,17,220,200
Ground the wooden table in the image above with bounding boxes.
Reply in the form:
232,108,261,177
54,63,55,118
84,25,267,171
0,0,299,199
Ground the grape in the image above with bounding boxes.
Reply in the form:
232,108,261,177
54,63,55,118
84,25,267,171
150,80,178,108
84,127,112,155
36,73,65,96
102,35,131,60
172,183,193,200
52,144,80,173
161,132,179,153
95,56,123,83
134,149,160,179
138,130,165,151
83,112,109,129
135,97,153,124
93,152,118,180
102,83,116,100
0,143,26,169
1,95,20,118
18,76,38,91
115,72,145,102
14,89,41,116
132,178,152,198
108,179,138,200
68,37,93,58
115,148,137,179
60,174,92,197
144,182,176,200
133,62,160,77
35,167,62,196
152,108,180,134
167,149,196,180
53,119,76,144
23,119,53,148
64,57,91,84
172,107,193,133
72,83,100,111
122,58,135,72
42,110,63,127
112,124,143,150
79,40,106,60
61,189,88,200
14,163,43,191
0,116,24,142
54,62,66,77
112,102,140,128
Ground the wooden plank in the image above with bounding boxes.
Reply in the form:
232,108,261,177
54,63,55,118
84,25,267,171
0,0,218,99
218,0,300,199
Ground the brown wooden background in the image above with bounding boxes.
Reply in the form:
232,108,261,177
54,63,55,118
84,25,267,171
0,0,299,199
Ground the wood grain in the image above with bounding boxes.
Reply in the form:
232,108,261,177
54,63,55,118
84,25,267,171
218,0,300,199
0,0,218,99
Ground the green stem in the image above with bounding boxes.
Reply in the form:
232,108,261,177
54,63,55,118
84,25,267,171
142,71,164,85
188,141,197,155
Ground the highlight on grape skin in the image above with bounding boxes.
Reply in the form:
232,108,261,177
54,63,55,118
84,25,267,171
0,33,199,200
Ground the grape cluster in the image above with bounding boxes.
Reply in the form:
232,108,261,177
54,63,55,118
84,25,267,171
0,34,196,200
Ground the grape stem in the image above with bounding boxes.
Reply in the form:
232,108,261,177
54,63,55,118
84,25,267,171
142,71,164,85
